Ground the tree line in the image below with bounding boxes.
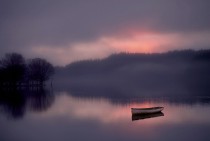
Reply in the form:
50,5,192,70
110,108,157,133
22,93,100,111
0,53,54,88
55,49,210,97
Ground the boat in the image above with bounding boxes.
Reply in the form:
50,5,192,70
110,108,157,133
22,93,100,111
132,112,164,121
131,107,164,115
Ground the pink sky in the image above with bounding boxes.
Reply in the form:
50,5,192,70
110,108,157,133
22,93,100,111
26,30,210,66
1,0,210,66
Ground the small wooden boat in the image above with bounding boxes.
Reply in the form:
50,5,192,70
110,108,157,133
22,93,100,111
131,107,164,115
132,112,164,121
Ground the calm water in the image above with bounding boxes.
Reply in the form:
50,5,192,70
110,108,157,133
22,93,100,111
1,89,210,141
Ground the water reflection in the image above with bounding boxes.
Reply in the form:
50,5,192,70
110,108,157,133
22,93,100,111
132,112,164,121
34,92,210,125
0,88,54,119
1,91,210,141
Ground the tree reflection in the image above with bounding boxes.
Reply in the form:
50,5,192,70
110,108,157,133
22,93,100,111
0,88,55,119
0,89,26,119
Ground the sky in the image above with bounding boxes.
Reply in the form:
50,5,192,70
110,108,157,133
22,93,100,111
1,0,210,66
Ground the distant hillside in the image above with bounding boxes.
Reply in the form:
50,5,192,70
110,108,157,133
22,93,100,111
54,49,210,98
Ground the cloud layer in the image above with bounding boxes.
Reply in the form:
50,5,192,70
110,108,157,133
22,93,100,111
1,0,210,65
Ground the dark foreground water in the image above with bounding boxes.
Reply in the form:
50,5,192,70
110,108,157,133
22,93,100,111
0,89,210,141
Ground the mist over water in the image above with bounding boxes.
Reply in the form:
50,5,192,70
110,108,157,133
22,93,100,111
1,50,210,141
55,50,210,98
1,89,210,141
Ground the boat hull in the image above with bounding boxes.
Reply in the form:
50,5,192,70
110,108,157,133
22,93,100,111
131,107,164,115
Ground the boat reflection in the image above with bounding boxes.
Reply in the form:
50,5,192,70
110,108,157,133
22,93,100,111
132,112,164,121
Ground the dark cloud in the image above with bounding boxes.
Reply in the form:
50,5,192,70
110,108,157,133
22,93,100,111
0,0,210,59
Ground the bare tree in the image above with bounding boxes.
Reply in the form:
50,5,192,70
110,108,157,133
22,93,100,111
0,60,3,86
0,53,26,86
27,58,54,85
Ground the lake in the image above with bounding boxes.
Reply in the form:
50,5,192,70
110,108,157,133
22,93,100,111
0,89,210,141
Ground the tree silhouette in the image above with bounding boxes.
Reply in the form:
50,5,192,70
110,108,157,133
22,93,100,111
0,53,26,86
27,58,54,85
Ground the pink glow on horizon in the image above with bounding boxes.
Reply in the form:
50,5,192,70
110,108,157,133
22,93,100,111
101,32,179,53
24,30,210,66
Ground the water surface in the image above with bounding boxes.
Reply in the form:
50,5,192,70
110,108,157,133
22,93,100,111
0,90,210,141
